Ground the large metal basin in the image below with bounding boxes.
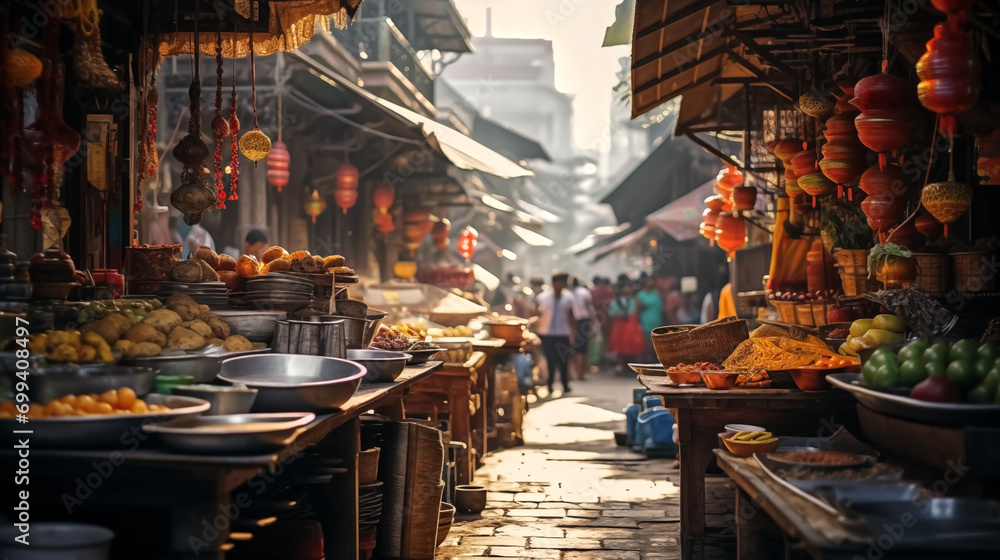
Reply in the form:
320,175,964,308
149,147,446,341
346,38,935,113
346,349,411,383
17,363,159,402
218,354,367,412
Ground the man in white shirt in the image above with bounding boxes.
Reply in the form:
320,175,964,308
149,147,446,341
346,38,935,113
534,272,577,395
571,277,595,381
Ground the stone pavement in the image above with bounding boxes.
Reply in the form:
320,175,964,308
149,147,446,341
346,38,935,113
437,372,735,560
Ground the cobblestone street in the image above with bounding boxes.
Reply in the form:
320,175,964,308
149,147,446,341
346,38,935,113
436,373,735,559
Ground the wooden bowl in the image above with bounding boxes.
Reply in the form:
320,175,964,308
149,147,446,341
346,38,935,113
720,432,780,457
666,370,703,385
700,372,739,390
787,367,841,391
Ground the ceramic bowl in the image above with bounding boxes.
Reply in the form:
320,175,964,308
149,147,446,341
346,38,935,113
453,485,487,513
719,432,779,457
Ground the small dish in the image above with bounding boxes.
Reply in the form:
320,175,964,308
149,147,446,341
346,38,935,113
700,371,739,390
725,424,765,434
788,368,838,391
720,432,779,457
665,370,702,385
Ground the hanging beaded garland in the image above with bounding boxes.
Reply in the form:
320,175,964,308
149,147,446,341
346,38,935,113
238,30,272,164
228,38,240,201
212,26,229,209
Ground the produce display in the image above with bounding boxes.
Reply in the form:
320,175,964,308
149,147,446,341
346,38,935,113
861,338,1000,404
27,329,114,363
234,245,354,277
0,388,168,418
723,335,846,371
840,314,907,357
429,325,475,338
76,298,164,325
668,362,721,373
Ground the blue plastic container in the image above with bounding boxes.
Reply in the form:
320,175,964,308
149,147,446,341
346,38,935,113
637,406,679,457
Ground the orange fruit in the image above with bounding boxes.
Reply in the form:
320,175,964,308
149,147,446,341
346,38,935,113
117,388,137,411
95,403,114,415
99,389,118,408
77,395,99,413
131,400,149,414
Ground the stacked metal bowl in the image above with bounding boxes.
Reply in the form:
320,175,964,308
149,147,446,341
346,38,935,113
243,274,315,312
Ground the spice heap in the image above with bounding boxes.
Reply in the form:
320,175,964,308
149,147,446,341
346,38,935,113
723,336,836,371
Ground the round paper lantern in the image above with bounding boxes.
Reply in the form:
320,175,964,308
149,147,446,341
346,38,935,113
714,212,745,259
457,227,478,261
403,207,432,255
266,141,289,192
798,92,834,118
373,183,395,214
334,188,357,214
336,163,359,191
375,212,395,235
790,148,817,178
715,165,742,200
238,129,271,162
916,17,981,136
394,260,417,280
915,212,944,240
432,219,451,249
303,189,327,223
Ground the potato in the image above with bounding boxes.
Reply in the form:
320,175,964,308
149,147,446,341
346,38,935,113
184,320,213,338
165,293,200,321
197,258,219,282
143,309,183,334
123,323,167,347
114,339,135,353
167,326,206,350
81,314,130,345
223,335,252,352
198,305,210,316
217,254,237,271
196,313,231,339
218,270,243,291
78,345,97,362
251,342,267,350
208,337,225,347
194,246,219,269
127,342,162,358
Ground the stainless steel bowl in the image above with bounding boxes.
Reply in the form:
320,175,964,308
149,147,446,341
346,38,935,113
172,384,259,415
0,394,210,448
346,349,412,383
212,310,287,343
218,354,367,412
143,412,315,454
122,350,223,383
18,363,159,402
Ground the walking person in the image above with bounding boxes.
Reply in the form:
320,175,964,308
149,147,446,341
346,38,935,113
570,277,595,381
533,272,577,395
607,278,644,376
635,276,664,363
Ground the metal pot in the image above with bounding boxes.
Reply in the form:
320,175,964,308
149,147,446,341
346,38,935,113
0,523,114,560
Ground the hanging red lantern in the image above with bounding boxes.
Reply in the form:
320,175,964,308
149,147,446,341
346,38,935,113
432,219,451,249
861,192,907,239
714,212,745,259
851,73,913,113
304,189,327,223
373,182,395,214
931,0,977,15
767,138,803,164
790,147,817,178
715,165,742,201
403,207,431,255
336,163,359,191
732,185,757,212
915,211,944,240
859,163,909,196
334,188,357,214
832,80,859,116
457,227,478,261
916,17,981,136
851,70,916,170
266,141,289,192
797,173,835,205
375,212,395,235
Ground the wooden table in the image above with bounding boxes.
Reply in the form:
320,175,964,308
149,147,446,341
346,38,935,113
640,374,858,560
716,449,1000,559
406,351,487,484
1,362,442,560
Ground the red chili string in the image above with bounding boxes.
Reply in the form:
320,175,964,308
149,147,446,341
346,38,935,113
228,39,240,201
214,29,226,209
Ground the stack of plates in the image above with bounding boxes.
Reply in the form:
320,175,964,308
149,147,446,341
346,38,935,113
243,274,315,312
359,481,384,538
158,281,229,307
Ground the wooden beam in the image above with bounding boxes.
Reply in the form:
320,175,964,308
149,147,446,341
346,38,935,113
723,49,796,101
685,132,781,191
632,42,731,96
635,0,717,40
732,32,801,88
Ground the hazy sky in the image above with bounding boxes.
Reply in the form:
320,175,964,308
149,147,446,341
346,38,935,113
453,0,631,153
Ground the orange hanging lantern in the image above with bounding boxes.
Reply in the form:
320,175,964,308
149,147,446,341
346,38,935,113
336,163,359,191
266,141,289,192
375,212,395,235
457,226,478,261
304,189,327,223
715,212,746,260
432,219,451,249
403,207,431,255
715,165,742,201
373,183,395,214
334,188,357,214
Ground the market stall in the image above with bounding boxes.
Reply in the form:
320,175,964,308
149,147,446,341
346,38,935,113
627,0,1000,558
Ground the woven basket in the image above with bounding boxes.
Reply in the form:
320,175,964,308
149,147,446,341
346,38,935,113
912,253,950,296
770,301,797,324
651,316,749,367
834,249,869,269
839,272,880,297
795,304,815,327
811,303,832,327
359,447,381,484
952,252,996,293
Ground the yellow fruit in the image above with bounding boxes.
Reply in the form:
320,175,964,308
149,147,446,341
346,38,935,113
872,314,906,334
863,329,905,346
849,319,874,339
95,402,115,415
77,395,98,413
98,390,119,409
117,387,137,411
131,400,149,414
848,336,869,353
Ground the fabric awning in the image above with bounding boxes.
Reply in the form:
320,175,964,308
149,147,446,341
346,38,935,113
401,0,474,53
592,225,650,259
472,116,551,162
288,51,532,179
644,179,715,240
575,222,642,256
603,0,636,47
630,0,773,121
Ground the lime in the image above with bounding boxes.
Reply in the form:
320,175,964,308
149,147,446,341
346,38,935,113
946,360,977,389
874,364,900,388
869,348,899,370
983,369,1000,396
967,384,991,404
862,360,879,386
925,361,946,378
979,342,999,365
924,343,950,366
898,360,928,387
975,358,993,382
898,339,929,362
950,339,978,363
